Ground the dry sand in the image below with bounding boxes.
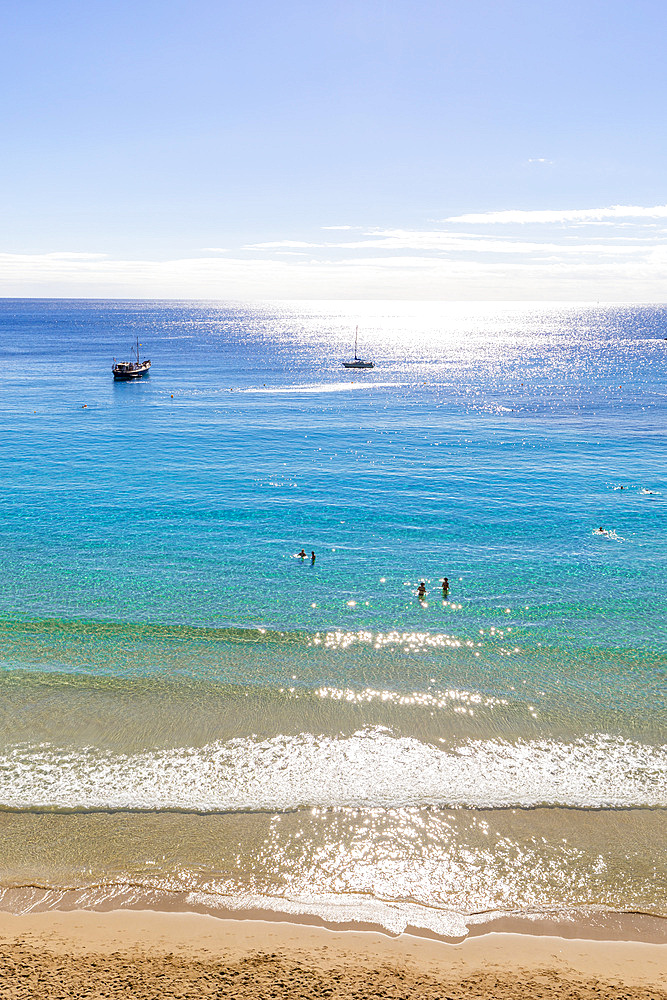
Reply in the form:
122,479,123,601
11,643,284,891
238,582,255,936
0,910,665,999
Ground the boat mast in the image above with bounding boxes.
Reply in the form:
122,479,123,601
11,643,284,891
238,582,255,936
354,326,358,360
136,334,140,364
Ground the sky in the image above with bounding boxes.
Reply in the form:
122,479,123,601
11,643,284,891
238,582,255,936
2,0,667,299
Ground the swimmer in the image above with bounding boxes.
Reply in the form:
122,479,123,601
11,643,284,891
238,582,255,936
417,581,426,600
442,577,449,597
311,551,316,563
297,548,307,558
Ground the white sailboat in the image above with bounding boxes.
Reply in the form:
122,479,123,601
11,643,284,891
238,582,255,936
342,327,375,369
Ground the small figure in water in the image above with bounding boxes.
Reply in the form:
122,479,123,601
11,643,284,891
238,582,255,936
417,581,426,600
311,551,316,564
442,577,449,598
297,548,307,558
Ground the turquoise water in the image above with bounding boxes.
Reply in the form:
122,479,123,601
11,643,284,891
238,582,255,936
0,300,664,935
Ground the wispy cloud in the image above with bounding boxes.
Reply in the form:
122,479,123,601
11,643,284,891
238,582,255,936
4,201,667,299
446,204,667,224
245,240,320,249
38,251,108,260
243,228,658,256
2,244,667,300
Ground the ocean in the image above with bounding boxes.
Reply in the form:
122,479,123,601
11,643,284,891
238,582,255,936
0,298,664,938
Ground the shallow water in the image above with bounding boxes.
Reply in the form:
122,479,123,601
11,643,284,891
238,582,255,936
0,299,664,935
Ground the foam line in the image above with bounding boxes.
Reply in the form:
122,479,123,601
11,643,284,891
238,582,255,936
0,728,664,813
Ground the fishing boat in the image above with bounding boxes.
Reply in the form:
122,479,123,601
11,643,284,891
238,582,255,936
112,335,151,379
342,327,374,369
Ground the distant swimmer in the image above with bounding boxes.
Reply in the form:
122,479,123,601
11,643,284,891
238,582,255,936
417,581,426,600
311,551,316,563
297,548,307,558
442,577,449,598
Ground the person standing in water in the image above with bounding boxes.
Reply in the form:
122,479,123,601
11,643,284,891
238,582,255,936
442,577,449,598
311,551,316,564
297,548,307,558
417,581,426,600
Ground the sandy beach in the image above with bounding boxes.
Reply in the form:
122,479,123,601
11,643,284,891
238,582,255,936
0,910,665,999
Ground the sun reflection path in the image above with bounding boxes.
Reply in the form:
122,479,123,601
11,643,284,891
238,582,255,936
314,685,508,710
307,627,521,659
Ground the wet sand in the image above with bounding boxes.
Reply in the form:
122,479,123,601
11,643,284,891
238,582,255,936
0,910,665,999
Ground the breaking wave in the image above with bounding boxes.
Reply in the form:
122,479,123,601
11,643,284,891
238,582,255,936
0,728,664,813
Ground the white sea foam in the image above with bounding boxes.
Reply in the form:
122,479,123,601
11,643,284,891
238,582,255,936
243,382,402,394
184,889,473,938
0,729,664,813
592,528,624,541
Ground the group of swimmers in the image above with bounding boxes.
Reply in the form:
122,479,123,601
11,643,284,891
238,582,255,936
296,551,449,601
418,578,449,601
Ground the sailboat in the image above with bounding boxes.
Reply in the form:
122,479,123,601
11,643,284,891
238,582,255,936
342,327,375,369
112,335,151,379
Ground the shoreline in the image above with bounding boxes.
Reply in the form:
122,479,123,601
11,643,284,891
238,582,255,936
0,909,665,998
1,886,665,945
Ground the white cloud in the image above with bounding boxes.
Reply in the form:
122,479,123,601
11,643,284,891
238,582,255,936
290,228,654,256
446,204,667,224
1,244,666,301
245,240,320,249
42,252,108,260
4,201,667,300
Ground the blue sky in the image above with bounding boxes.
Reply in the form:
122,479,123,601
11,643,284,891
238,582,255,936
3,0,667,298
